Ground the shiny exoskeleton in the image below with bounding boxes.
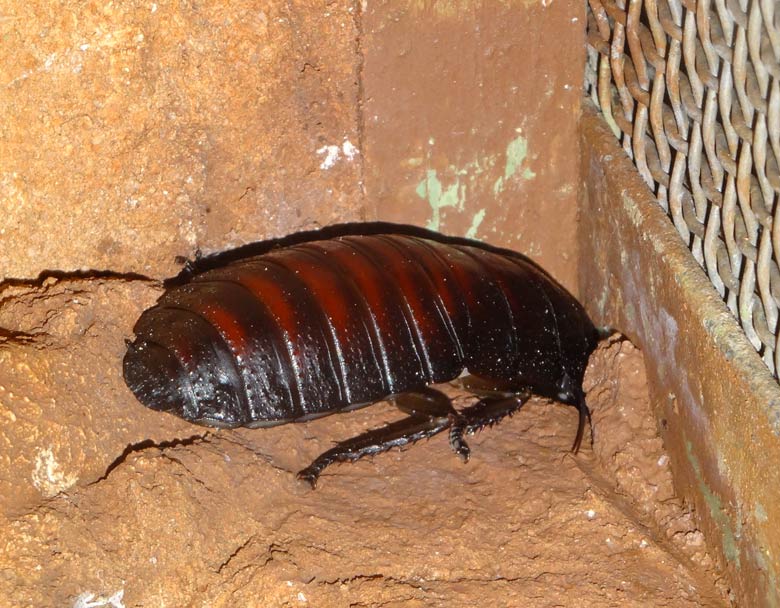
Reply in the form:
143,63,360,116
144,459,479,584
123,233,600,486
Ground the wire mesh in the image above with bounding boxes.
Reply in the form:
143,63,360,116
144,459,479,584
585,0,780,378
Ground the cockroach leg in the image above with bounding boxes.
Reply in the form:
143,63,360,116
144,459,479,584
296,407,452,488
394,388,471,461
297,389,532,487
456,392,530,436
392,387,458,418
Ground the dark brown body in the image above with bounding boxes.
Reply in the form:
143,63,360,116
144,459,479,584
124,234,599,483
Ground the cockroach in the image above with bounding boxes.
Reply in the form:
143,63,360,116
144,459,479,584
123,232,600,486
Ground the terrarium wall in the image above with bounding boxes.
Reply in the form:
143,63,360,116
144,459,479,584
581,0,780,603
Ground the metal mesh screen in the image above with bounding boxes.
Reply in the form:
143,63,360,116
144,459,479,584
585,0,780,378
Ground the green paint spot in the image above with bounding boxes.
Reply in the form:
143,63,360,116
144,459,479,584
685,440,741,568
465,209,486,240
493,133,535,195
414,129,531,235
504,135,529,180
416,169,464,231
755,503,768,523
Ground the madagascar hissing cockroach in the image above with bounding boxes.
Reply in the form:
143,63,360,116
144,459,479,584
123,232,601,487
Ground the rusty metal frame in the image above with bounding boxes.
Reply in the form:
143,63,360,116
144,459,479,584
586,0,780,379
580,102,780,608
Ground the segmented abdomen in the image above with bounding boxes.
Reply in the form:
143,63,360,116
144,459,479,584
124,234,592,427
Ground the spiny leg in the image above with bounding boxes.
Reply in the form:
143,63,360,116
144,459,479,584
448,390,531,460
296,414,450,488
450,374,520,397
390,389,532,466
393,387,470,460
392,386,455,417
297,388,533,488
297,388,459,488
456,389,591,453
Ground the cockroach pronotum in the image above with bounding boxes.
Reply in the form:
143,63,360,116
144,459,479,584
123,232,601,487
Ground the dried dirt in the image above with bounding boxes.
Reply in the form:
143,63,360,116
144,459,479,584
0,1,363,281
0,332,729,607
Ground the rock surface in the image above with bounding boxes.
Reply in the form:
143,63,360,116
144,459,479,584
0,336,728,606
0,1,363,281
0,278,195,516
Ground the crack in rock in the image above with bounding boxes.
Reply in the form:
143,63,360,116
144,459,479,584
92,433,212,484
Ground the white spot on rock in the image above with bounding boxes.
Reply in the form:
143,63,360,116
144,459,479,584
342,140,358,161
44,53,57,71
32,447,78,497
317,145,341,169
72,590,125,608
317,139,360,170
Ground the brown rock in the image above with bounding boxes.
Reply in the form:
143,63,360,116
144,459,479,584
0,1,363,281
0,278,194,516
0,338,727,606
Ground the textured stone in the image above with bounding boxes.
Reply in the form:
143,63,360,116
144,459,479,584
0,339,727,606
0,1,363,281
0,278,192,516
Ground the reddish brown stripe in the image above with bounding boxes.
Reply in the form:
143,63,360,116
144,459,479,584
337,236,433,384
235,266,300,341
358,236,434,375
377,237,438,337
198,304,248,354
299,240,397,390
389,236,468,356
269,249,353,340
